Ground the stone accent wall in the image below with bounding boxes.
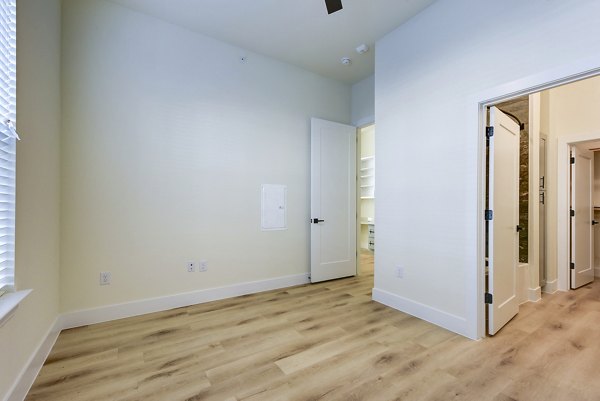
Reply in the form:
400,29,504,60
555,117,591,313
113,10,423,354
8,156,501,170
497,97,529,263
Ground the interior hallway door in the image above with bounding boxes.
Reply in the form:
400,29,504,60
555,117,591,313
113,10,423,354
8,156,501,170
487,107,520,335
310,118,357,283
570,146,595,289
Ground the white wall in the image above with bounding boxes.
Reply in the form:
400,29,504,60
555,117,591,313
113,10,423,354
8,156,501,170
0,0,61,398
60,0,351,313
374,0,600,338
360,125,375,157
352,75,374,127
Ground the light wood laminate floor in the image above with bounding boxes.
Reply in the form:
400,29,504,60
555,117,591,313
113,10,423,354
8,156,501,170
26,256,600,400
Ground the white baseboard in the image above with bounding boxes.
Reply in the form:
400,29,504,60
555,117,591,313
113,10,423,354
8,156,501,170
528,286,542,302
5,318,61,401
542,279,558,294
59,273,310,330
595,267,600,278
6,273,309,401
372,288,470,338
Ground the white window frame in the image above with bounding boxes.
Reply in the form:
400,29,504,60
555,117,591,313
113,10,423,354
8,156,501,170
0,0,17,298
0,0,28,329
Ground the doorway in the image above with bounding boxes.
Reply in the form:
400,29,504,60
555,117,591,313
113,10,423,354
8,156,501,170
358,124,375,276
570,143,596,289
483,75,600,336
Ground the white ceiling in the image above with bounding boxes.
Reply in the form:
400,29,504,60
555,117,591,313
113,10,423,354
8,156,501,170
577,140,600,151
109,0,436,84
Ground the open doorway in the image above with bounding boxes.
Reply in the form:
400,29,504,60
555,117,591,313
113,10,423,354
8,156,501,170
484,75,600,336
358,124,375,276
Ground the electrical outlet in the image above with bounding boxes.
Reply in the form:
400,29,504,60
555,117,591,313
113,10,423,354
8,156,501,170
186,262,196,273
99,271,111,285
199,260,208,272
395,266,404,278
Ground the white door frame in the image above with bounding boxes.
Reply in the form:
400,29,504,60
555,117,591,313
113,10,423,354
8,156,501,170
472,56,600,340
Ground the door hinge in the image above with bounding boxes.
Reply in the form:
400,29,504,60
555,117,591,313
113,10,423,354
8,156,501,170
485,210,493,221
570,262,575,270
570,209,575,217
571,156,575,164
485,293,493,304
486,127,494,138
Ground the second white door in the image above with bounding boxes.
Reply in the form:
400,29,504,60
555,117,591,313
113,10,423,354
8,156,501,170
310,118,357,283
570,146,595,289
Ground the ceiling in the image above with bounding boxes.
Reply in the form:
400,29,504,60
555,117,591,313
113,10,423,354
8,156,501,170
109,0,436,84
578,140,600,151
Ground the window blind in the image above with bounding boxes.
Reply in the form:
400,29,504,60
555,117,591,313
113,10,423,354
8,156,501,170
0,0,16,297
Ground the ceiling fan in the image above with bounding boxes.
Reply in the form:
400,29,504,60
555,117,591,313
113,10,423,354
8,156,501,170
325,0,343,14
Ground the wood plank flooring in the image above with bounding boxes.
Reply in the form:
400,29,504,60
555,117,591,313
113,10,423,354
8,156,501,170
26,255,600,400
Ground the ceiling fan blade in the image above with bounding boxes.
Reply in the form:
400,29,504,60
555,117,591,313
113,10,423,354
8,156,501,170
325,0,343,14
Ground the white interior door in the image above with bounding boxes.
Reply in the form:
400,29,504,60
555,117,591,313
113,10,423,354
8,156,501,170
310,118,356,283
488,107,520,336
570,146,594,289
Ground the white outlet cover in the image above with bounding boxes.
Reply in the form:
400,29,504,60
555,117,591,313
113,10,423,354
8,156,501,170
100,271,111,285
187,262,196,272
199,260,208,272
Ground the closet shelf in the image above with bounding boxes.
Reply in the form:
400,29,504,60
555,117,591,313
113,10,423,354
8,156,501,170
360,156,375,199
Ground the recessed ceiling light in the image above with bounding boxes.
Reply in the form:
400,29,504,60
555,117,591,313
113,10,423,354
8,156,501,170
341,57,352,66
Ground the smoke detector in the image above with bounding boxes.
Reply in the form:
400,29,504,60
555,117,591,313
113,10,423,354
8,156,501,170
356,44,370,54
340,57,352,66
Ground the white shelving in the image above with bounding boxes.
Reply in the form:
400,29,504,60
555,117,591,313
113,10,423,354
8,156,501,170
360,156,375,199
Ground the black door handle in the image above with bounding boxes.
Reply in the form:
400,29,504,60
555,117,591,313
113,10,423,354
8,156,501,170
312,218,325,224
593,220,599,226
516,225,523,232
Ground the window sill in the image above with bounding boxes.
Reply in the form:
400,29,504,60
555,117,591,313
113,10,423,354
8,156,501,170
0,290,32,328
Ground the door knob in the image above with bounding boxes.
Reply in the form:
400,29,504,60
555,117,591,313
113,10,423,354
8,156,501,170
312,218,325,224
516,225,523,232
593,220,599,226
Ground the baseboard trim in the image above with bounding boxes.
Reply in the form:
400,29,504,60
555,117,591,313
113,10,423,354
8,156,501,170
372,288,470,339
542,279,558,294
5,317,61,401
59,273,310,330
528,286,542,302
